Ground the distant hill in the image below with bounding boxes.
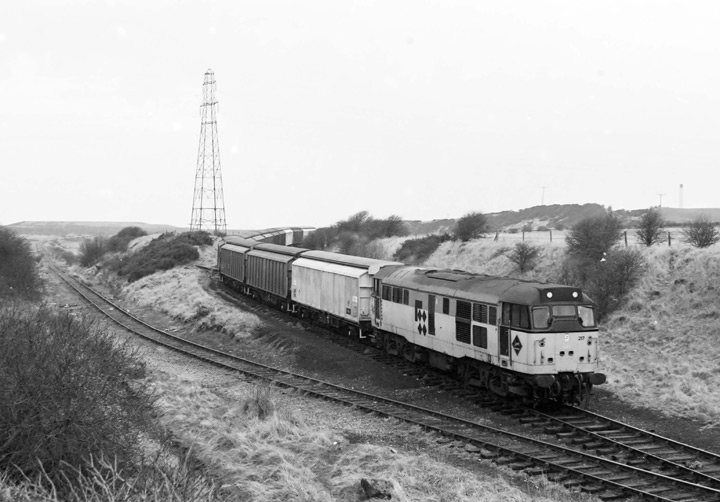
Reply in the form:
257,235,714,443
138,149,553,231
404,204,720,236
6,221,183,237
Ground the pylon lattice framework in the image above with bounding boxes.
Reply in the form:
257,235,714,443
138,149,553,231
190,69,227,234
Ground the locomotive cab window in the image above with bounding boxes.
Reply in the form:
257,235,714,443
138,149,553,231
578,306,596,327
532,306,550,329
553,305,576,318
502,303,530,329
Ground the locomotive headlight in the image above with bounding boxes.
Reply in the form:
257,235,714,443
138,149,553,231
546,292,553,299
572,291,578,298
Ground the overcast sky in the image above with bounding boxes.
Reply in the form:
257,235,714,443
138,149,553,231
1,1,718,230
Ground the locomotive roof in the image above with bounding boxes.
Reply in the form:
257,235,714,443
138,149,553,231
379,267,591,305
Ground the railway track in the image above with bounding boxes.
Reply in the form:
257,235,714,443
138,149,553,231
50,263,720,501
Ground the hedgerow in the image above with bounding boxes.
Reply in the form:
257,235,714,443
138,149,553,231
0,227,41,301
393,234,452,264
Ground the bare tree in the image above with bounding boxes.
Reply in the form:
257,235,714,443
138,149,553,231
635,207,665,246
454,212,489,242
683,214,720,248
508,242,541,273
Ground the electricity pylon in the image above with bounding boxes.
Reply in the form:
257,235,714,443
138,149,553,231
190,69,227,234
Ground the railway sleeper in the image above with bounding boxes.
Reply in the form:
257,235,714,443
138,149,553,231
579,484,605,494
597,491,630,501
582,441,611,451
508,461,535,471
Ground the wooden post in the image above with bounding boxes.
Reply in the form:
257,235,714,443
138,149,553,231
624,231,627,246
549,229,553,242
668,232,672,247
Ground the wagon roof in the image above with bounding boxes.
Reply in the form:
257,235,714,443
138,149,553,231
254,243,309,256
222,236,260,248
381,267,590,305
299,250,403,269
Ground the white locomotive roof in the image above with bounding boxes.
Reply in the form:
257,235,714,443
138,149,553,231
380,267,591,305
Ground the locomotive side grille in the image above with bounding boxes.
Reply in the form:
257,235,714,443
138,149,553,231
472,303,488,323
473,325,487,348
456,300,471,319
455,320,471,344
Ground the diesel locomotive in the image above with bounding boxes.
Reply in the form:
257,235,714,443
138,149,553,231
217,237,606,405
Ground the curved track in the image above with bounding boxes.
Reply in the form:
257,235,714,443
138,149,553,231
50,262,720,501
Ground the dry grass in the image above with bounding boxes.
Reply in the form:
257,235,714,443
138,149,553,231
601,245,720,426
148,371,597,502
121,266,262,339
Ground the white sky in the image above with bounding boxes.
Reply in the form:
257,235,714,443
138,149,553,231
1,1,718,229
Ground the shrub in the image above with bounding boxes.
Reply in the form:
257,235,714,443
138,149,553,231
565,211,623,261
682,215,720,248
508,242,541,273
558,248,645,320
394,234,452,264
107,226,148,253
114,232,210,282
0,304,155,492
79,236,107,267
0,227,41,301
454,212,489,242
635,207,665,246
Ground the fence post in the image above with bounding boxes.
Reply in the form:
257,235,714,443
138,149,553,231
624,231,627,246
668,232,672,247
549,229,553,242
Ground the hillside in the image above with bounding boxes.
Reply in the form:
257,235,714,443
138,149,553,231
7,205,719,238
405,204,720,236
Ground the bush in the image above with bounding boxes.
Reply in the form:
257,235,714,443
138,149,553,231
79,236,107,267
114,232,210,282
302,212,408,252
635,208,665,246
0,227,41,301
565,211,623,261
0,304,155,492
558,248,645,320
682,215,720,248
394,234,452,264
508,242,541,273
454,212,489,242
107,226,148,253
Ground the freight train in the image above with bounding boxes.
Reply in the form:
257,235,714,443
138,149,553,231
217,237,606,405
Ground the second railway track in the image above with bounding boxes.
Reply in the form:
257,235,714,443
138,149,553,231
50,262,720,502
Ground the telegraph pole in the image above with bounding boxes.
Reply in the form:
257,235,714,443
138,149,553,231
190,69,227,234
